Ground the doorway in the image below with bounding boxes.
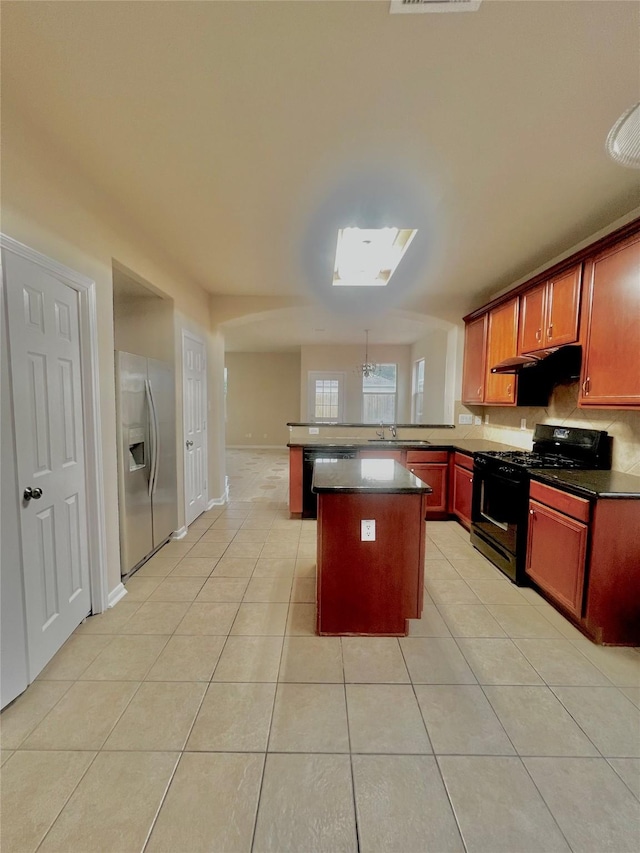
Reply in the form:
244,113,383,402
182,330,208,525
1,235,107,704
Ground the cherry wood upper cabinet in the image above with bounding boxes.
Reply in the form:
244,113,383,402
579,233,640,407
484,297,519,405
461,314,487,404
519,265,581,354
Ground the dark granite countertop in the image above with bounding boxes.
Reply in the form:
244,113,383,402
287,422,455,429
312,459,432,494
288,438,520,453
530,468,640,500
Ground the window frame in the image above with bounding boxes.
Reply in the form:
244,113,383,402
361,363,398,424
307,371,346,423
412,358,425,423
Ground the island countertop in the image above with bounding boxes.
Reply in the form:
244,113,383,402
312,458,433,494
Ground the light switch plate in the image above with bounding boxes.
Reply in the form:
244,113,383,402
458,414,473,425
309,427,319,434
361,519,376,541
520,418,528,430
474,416,482,425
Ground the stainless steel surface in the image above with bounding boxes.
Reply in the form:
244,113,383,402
148,357,177,550
116,352,177,576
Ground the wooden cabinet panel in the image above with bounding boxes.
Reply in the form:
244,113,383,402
452,463,474,529
485,298,518,404
406,463,448,516
462,315,487,404
580,233,640,407
529,481,590,523
454,452,474,472
546,265,581,347
519,266,581,354
406,450,448,464
525,499,587,618
519,283,546,354
289,447,303,515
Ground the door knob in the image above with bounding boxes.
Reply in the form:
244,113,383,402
23,486,43,501
186,440,194,448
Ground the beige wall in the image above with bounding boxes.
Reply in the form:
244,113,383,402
114,294,175,364
1,97,224,596
410,329,451,424
300,344,412,423
225,352,301,446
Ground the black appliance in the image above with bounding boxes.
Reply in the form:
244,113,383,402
470,424,611,584
490,345,582,407
302,446,358,519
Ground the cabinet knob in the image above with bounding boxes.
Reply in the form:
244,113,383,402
535,328,542,342
548,324,553,339
581,377,590,396
506,383,512,395
529,509,535,516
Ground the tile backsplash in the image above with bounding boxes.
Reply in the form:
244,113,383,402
459,382,640,475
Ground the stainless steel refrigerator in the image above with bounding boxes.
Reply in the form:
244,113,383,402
116,351,178,577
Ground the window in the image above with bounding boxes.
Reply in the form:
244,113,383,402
307,372,345,422
412,358,424,423
362,364,397,423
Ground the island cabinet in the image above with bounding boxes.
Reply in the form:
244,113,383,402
405,450,448,518
526,480,640,645
518,265,582,354
314,459,430,636
289,446,303,514
451,451,474,529
484,297,519,405
461,314,487,404
579,232,640,408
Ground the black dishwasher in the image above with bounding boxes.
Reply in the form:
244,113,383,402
302,447,358,519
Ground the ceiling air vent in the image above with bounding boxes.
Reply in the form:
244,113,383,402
390,0,482,13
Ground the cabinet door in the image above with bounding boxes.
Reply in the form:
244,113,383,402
580,233,640,407
452,464,474,529
546,264,581,347
462,315,487,404
525,500,587,618
519,283,546,354
289,447,303,514
407,463,448,515
485,298,519,404
358,449,405,463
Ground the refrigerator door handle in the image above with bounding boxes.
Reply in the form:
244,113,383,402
145,379,159,498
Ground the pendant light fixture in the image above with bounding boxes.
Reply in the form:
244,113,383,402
357,330,379,378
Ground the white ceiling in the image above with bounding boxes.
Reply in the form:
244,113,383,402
2,1,639,350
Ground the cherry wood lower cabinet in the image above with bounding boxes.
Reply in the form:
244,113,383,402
452,452,474,529
289,446,303,515
317,491,426,636
406,450,448,519
526,481,640,645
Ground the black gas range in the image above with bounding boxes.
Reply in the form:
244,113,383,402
470,424,612,584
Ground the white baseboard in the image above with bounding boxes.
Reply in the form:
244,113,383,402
172,526,188,540
207,482,229,510
107,582,128,608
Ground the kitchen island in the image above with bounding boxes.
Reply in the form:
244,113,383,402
312,458,432,636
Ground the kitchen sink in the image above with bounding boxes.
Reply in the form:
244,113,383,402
367,439,431,446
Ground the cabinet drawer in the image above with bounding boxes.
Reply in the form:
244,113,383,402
454,452,474,472
529,481,590,523
406,450,448,464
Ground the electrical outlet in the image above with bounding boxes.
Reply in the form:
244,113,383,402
484,413,489,424
361,519,376,541
520,418,527,430
458,414,473,425
309,427,319,435
474,415,482,425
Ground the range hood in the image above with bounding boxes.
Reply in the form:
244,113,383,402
491,345,582,377
489,345,582,407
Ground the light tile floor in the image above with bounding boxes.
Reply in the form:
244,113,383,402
2,448,639,852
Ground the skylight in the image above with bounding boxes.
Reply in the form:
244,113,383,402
332,227,418,287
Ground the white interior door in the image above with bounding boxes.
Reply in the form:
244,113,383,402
183,331,207,525
4,251,91,678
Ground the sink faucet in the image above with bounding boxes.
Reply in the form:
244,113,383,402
390,424,397,438
376,421,385,439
